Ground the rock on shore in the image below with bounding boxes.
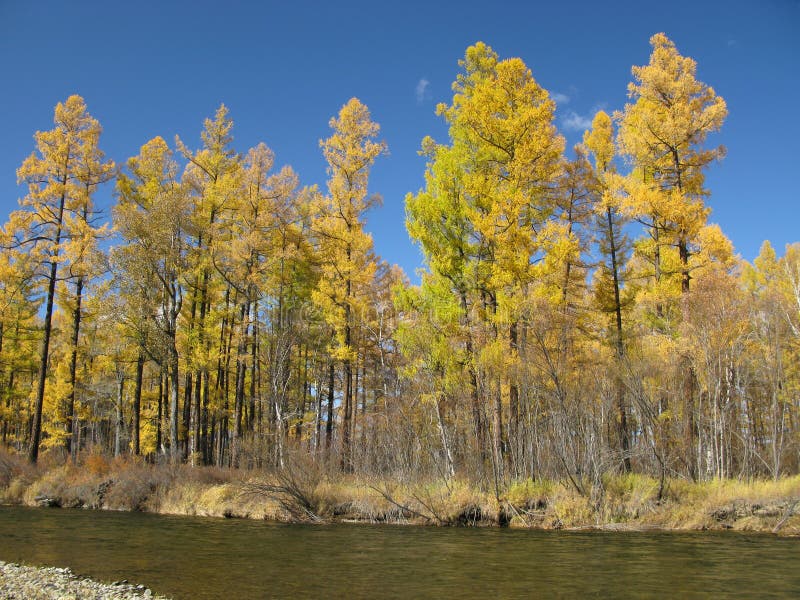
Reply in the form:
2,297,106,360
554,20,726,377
0,561,168,599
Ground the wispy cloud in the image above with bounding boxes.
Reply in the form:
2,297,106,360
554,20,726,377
562,110,593,132
415,78,430,104
551,92,570,105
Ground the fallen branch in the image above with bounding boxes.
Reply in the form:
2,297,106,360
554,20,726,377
772,498,799,534
367,484,433,523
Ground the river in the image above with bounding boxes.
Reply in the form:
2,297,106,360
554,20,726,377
0,506,798,598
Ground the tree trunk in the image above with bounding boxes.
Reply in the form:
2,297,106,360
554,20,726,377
156,365,164,456
606,206,631,473
65,275,84,460
679,238,691,294
28,183,67,465
460,292,486,467
325,362,335,451
169,343,180,463
191,272,210,466
132,350,145,456
114,376,124,457
509,322,520,476
231,301,248,468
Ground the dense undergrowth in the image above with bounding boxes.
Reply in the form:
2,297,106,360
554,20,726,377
1,448,798,535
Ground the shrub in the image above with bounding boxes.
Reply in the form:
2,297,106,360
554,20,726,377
85,452,110,476
506,478,555,510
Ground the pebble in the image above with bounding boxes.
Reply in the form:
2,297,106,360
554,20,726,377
0,561,169,599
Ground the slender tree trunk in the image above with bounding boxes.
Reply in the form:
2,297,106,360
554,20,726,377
231,302,248,467
220,291,237,466
156,365,164,457
213,286,230,466
679,238,691,294
1,338,7,443
435,395,455,479
341,334,353,470
460,292,486,467
0,325,7,447
295,345,307,439
65,275,84,460
29,183,67,465
488,294,506,483
114,376,124,457
132,350,145,456
314,369,323,455
325,362,335,451
250,299,260,436
607,206,631,472
191,271,210,466
509,321,520,476
684,360,698,480
169,343,180,463
182,289,198,460
182,372,192,457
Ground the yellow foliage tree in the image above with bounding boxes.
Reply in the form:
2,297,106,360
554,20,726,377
617,33,728,297
312,97,385,470
9,95,113,463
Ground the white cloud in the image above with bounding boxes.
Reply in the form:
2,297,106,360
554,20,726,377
562,110,593,132
551,92,570,105
415,78,430,104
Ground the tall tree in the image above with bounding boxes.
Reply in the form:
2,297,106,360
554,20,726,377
115,136,188,462
177,105,241,464
585,110,633,471
8,95,113,463
61,119,114,458
617,33,728,479
617,32,727,296
407,42,564,482
313,98,385,471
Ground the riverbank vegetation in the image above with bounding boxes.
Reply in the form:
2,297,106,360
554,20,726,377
1,34,799,531
1,450,798,534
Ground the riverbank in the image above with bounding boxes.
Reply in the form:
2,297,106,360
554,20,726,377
2,451,798,535
0,561,168,599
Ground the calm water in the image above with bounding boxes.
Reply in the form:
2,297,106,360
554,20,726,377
0,506,798,599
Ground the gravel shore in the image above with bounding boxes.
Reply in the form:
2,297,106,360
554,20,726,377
0,561,169,599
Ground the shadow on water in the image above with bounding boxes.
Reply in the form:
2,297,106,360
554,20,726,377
1,506,798,599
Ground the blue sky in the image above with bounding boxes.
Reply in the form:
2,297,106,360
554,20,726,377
1,0,798,281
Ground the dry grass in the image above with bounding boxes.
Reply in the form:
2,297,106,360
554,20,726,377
500,473,800,534
651,475,800,533
1,445,798,534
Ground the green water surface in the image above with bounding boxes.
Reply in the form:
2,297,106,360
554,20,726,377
0,506,798,598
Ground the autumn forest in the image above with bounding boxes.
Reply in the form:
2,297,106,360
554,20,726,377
2,33,799,500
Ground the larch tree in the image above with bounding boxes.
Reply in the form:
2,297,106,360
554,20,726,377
585,110,633,471
177,105,241,464
59,119,114,458
410,42,564,482
216,142,307,467
313,98,385,471
115,136,189,462
404,137,481,473
617,33,728,479
617,32,727,298
8,95,113,463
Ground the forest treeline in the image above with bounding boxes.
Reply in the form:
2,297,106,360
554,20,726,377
1,34,798,493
